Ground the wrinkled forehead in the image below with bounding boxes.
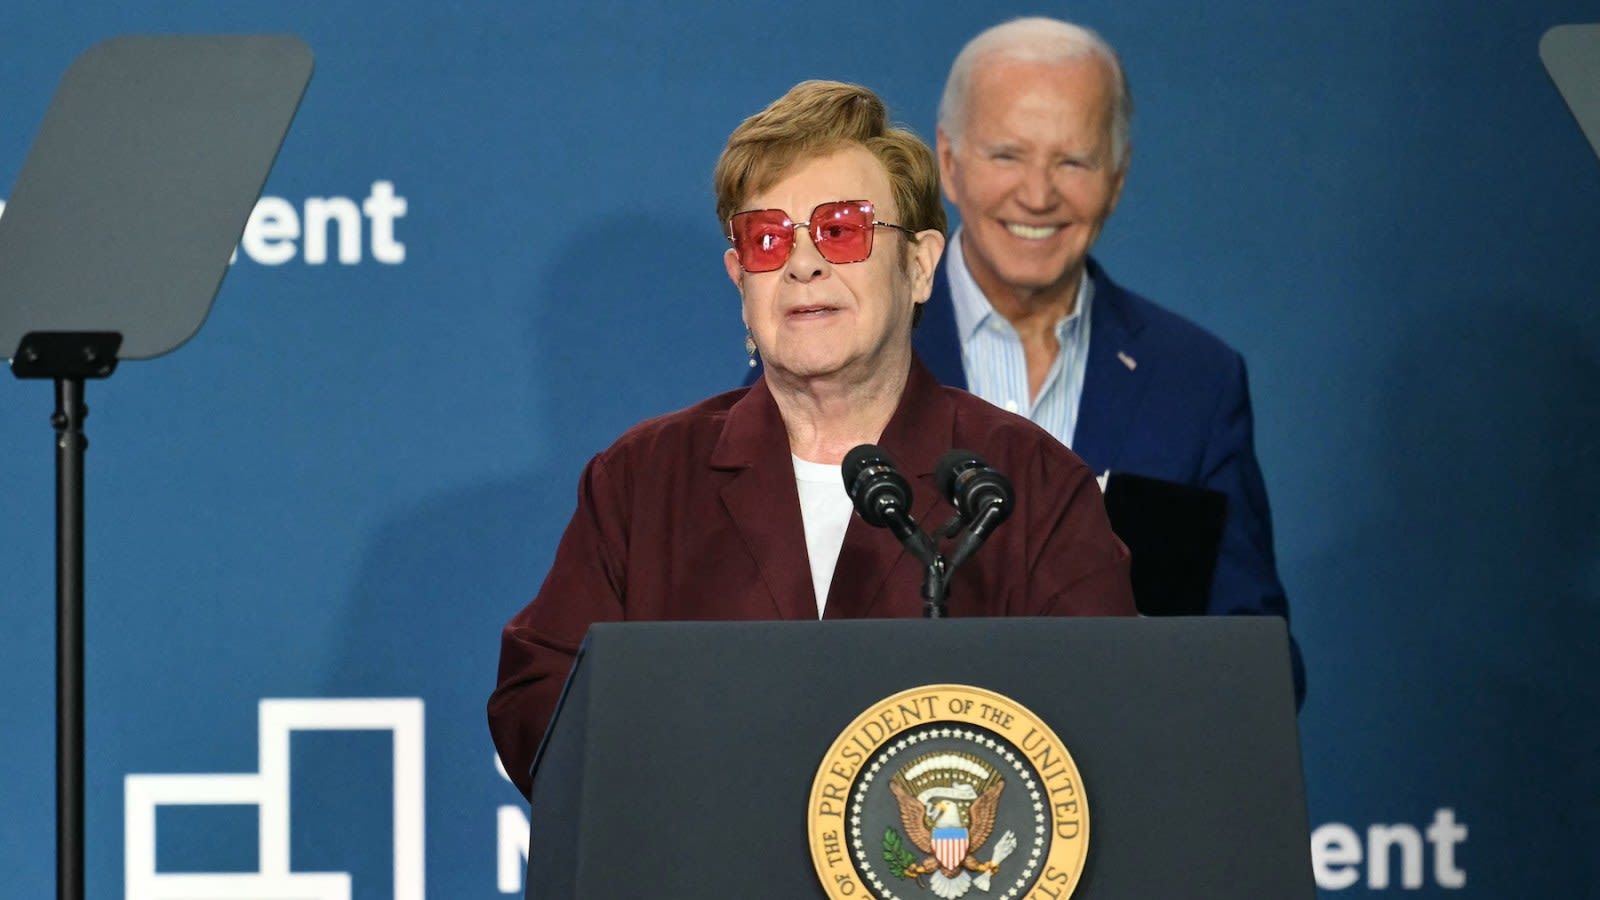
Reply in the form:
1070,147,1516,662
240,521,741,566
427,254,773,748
961,54,1117,136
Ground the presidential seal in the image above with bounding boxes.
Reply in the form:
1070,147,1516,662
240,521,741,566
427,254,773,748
808,685,1089,900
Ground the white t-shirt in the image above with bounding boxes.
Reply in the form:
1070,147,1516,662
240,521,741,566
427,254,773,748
791,454,854,618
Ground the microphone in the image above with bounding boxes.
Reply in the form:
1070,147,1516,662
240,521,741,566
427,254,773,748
842,444,936,564
935,449,1015,541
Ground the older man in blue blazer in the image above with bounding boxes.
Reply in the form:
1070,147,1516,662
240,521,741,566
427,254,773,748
921,17,1303,705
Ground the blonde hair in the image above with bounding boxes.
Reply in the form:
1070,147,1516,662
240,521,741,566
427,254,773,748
713,80,946,239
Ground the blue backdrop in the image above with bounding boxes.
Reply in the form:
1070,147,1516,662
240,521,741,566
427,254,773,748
2,2,1597,897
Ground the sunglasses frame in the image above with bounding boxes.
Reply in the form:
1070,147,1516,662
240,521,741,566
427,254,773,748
727,199,916,273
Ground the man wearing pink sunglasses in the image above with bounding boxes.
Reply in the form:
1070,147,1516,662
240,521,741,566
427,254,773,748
489,80,1135,799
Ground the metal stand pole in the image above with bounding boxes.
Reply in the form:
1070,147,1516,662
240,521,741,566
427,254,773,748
13,331,120,900
54,376,86,900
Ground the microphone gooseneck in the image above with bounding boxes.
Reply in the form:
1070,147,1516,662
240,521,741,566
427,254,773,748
842,445,1017,616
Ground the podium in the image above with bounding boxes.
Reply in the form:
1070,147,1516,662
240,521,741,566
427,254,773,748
524,616,1313,898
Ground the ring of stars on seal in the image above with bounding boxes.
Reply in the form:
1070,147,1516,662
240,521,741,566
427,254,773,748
851,725,1046,900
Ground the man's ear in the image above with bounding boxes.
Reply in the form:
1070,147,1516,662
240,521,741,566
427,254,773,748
723,247,744,290
1107,147,1131,217
1107,156,1132,217
906,229,947,304
935,127,960,205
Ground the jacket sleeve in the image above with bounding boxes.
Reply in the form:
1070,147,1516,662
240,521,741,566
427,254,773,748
1199,354,1304,706
1026,441,1138,617
487,454,628,799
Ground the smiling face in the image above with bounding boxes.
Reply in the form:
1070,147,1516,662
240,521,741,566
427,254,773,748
725,144,943,387
938,55,1126,315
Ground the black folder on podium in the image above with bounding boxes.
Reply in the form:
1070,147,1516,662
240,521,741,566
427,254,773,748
523,616,1312,898
1102,472,1228,617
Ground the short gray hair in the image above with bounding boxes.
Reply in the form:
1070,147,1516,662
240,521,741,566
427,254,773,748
937,17,1133,170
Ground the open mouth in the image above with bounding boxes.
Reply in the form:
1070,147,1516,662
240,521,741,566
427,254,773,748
1005,222,1062,240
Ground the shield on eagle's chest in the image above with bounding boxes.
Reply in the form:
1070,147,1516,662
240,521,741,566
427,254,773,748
932,827,969,871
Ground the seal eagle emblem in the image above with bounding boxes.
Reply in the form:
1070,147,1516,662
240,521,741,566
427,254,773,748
808,684,1090,900
888,752,1018,899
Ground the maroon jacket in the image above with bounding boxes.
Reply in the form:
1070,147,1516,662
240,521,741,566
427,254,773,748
488,358,1134,798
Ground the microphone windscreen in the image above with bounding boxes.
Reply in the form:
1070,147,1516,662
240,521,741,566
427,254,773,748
935,448,986,504
842,443,890,492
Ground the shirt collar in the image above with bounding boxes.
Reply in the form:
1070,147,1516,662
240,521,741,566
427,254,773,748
946,226,1094,340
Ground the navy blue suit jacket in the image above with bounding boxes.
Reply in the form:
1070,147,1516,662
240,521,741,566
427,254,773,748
915,256,1304,705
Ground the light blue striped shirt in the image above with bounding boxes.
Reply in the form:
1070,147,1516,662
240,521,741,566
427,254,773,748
945,228,1094,448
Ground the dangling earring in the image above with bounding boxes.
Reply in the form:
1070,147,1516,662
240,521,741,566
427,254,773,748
745,332,758,369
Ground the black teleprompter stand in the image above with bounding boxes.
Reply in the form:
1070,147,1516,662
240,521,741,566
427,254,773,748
0,36,312,900
10,331,120,900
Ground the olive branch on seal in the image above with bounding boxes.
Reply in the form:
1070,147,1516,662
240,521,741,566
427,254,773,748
883,828,919,878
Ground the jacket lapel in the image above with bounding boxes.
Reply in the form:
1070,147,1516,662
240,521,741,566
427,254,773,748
825,360,954,619
1072,260,1149,472
711,379,819,620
